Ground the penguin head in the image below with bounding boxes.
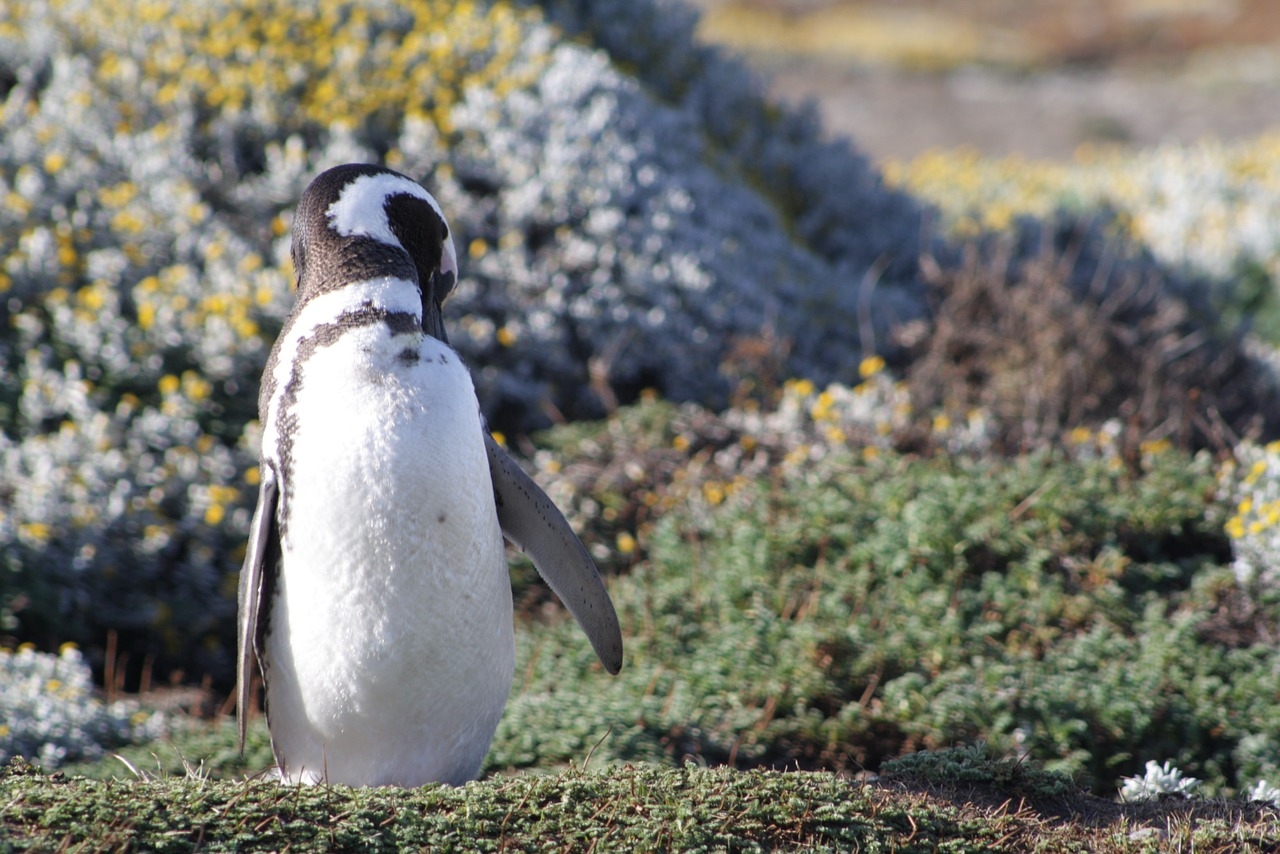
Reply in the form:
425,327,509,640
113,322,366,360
290,163,459,342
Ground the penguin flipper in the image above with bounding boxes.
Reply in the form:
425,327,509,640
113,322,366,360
237,467,279,751
485,433,623,674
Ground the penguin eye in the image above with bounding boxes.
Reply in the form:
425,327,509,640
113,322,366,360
383,193,455,298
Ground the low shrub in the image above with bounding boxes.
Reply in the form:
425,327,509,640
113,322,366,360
495,404,1279,795
906,214,1280,454
0,645,165,769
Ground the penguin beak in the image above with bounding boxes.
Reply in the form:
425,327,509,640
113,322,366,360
423,234,458,344
423,273,449,345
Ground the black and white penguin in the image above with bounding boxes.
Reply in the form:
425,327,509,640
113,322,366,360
236,163,622,787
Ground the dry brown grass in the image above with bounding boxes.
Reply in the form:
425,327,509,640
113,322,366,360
903,216,1280,455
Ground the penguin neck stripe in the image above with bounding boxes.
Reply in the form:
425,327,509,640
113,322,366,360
258,277,423,464
269,305,423,540
325,305,421,340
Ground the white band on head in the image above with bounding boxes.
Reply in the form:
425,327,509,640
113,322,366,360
326,172,451,253
440,232,458,280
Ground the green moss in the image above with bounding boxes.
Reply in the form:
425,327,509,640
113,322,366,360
881,744,1075,800
2,759,1001,853
8,756,1277,852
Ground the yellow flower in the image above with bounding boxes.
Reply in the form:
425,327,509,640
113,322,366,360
811,390,836,422
111,209,146,233
1068,426,1093,445
19,522,52,542
182,371,212,400
77,286,105,310
858,355,885,379
5,192,30,216
784,444,810,467
616,531,636,554
789,378,815,398
1140,438,1172,457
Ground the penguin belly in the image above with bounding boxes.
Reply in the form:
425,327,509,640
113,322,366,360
264,330,514,787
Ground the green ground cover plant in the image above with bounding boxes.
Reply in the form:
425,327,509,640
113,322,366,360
493,402,1280,796
9,744,1278,851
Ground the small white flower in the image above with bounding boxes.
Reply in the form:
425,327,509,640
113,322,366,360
1247,780,1280,805
1119,760,1201,801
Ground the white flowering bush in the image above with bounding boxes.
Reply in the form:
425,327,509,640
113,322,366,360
885,135,1280,302
0,645,166,769
1247,779,1280,805
1219,441,1280,593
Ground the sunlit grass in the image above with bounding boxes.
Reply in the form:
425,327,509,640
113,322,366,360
696,3,1039,70
883,135,1280,287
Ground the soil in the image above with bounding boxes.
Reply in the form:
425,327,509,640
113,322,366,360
691,0,1280,161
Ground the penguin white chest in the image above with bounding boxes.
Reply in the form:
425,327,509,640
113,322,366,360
265,320,513,787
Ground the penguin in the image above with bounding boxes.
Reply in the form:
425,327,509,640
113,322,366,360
236,163,623,787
